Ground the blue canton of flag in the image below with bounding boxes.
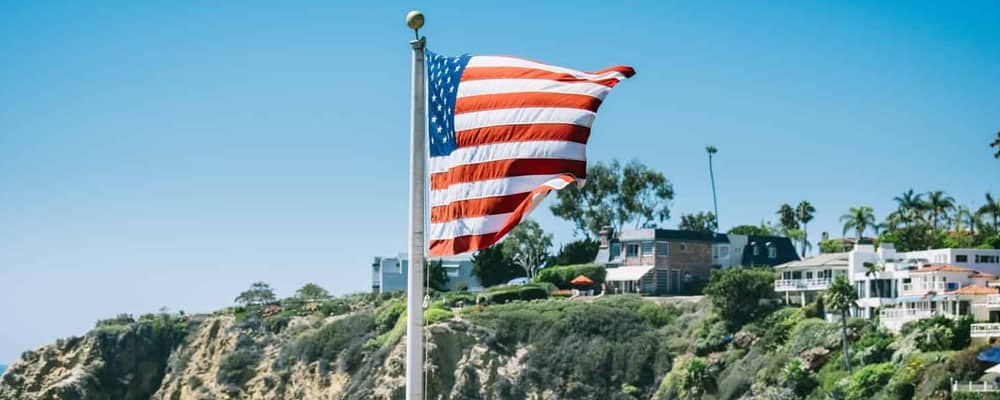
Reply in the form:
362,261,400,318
426,51,471,158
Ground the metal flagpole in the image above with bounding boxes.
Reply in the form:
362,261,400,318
405,10,426,400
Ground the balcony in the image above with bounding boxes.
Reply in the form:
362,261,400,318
986,295,1000,306
971,323,1000,338
952,381,1000,393
774,278,832,292
879,308,935,332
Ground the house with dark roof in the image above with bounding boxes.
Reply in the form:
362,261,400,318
594,227,799,295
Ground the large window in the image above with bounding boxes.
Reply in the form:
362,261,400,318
610,243,621,259
641,241,654,256
768,247,777,259
976,255,999,264
753,246,760,256
956,255,968,262
656,241,669,256
626,243,639,257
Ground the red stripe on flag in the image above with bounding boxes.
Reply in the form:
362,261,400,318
430,192,531,223
429,176,574,256
461,67,622,87
455,124,590,148
455,92,603,115
430,158,586,190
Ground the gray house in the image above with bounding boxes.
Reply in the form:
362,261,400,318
372,253,483,293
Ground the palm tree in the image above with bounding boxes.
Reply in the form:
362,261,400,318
992,130,1000,159
825,276,858,372
926,190,955,231
796,201,816,257
777,203,799,233
840,206,876,240
893,189,926,226
706,146,719,232
954,205,975,235
980,193,1000,231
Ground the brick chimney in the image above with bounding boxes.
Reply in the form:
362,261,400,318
598,226,614,249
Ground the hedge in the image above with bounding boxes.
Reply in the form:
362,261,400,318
477,284,549,305
533,264,607,289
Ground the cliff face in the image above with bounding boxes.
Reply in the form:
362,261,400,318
0,314,539,400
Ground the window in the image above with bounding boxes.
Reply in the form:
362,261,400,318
768,247,777,259
655,241,669,256
720,246,729,258
956,255,968,263
626,243,639,257
753,246,760,256
976,255,999,264
641,241,654,256
610,243,621,259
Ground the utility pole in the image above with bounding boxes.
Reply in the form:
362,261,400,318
706,145,719,232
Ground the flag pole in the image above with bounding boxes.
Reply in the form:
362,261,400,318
405,10,426,400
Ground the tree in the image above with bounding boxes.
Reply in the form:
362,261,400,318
551,159,674,237
426,259,450,292
840,206,876,239
796,201,816,257
501,219,553,279
777,203,799,233
471,245,521,287
235,282,276,308
727,224,775,236
979,193,1000,232
824,276,858,372
863,262,882,298
786,228,811,256
706,146,720,231
549,238,600,266
295,283,331,302
678,211,717,233
703,268,776,327
992,130,1000,158
926,190,955,231
893,189,927,226
679,358,716,399
955,205,976,235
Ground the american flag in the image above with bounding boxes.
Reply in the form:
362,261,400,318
426,51,634,256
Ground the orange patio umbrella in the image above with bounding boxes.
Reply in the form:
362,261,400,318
570,275,594,286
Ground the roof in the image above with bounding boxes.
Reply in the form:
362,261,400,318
974,272,999,279
912,264,975,273
775,252,850,270
741,235,801,267
605,265,654,282
618,229,728,243
947,285,999,295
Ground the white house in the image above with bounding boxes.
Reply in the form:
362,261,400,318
774,252,850,306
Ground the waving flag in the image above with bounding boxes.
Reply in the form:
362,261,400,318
426,51,634,256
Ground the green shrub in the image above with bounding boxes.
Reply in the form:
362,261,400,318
845,362,893,400
441,292,476,308
374,299,405,333
477,284,549,305
423,308,453,325
533,264,607,289
917,324,954,352
217,348,261,386
781,359,817,397
637,302,675,327
284,312,375,369
703,267,776,328
679,358,717,399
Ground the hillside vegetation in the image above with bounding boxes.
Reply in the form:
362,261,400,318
0,273,996,399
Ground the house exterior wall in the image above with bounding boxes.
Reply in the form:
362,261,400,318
372,254,483,293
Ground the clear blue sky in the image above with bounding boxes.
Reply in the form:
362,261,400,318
1,1,998,363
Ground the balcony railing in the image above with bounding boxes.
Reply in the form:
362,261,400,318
987,295,1000,305
952,381,1000,393
971,323,1000,338
880,308,934,320
774,278,832,291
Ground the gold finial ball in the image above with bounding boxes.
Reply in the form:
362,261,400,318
406,10,424,31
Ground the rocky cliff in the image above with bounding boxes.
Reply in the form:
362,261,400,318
0,294,688,400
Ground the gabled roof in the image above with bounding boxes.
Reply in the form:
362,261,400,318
912,264,975,273
742,235,801,267
946,285,999,295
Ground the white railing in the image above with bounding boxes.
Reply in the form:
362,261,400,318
952,381,1000,393
971,323,1000,338
987,295,1000,305
902,283,913,292
774,278,832,291
880,308,934,320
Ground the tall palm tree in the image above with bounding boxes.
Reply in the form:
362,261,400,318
706,146,719,232
825,276,858,372
840,206,876,240
980,193,1000,232
893,189,926,226
796,201,816,257
926,190,955,231
955,205,976,235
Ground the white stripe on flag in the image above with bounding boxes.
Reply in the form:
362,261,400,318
454,108,596,131
456,79,610,100
428,140,587,174
430,173,574,206
467,56,628,81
